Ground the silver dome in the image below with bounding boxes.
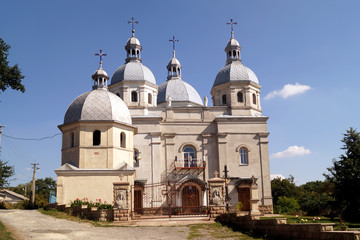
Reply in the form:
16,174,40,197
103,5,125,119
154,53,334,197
157,79,203,106
111,61,156,85
226,38,240,48
64,89,132,125
126,36,141,46
213,61,259,87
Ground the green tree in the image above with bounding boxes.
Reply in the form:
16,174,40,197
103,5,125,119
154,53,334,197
271,175,301,205
299,180,334,216
0,38,25,93
275,196,300,214
325,127,360,221
34,177,56,207
0,159,14,187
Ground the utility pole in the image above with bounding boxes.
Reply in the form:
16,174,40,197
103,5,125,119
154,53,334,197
30,163,39,207
0,124,4,149
223,165,230,212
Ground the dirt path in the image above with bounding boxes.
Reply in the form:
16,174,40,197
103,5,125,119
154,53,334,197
0,209,190,240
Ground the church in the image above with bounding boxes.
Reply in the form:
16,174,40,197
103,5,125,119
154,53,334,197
55,19,273,216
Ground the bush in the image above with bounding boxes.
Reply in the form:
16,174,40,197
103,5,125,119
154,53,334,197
275,196,300,214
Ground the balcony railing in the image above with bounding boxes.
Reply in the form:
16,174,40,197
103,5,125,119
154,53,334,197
174,159,206,169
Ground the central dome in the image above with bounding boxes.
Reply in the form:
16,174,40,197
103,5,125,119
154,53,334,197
111,61,156,85
64,89,132,125
157,79,203,106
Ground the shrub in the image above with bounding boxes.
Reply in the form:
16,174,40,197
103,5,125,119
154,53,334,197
275,196,300,214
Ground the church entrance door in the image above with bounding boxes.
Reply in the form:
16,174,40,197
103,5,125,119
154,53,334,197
182,185,200,214
238,187,250,211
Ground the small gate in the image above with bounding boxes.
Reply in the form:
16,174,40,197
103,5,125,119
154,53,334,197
131,181,208,219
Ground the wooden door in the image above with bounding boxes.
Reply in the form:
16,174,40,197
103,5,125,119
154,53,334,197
182,186,200,213
238,188,250,211
134,190,143,214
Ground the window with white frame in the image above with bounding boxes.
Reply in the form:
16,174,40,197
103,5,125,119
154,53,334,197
240,147,248,165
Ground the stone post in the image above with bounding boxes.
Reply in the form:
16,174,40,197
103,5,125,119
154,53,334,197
250,175,261,216
208,171,226,218
113,182,130,221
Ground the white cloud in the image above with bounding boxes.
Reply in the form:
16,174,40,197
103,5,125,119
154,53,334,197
270,174,286,180
271,145,311,159
264,83,312,100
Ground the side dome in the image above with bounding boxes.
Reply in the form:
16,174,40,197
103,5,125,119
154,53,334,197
110,61,156,85
213,61,259,87
64,90,132,125
157,79,203,106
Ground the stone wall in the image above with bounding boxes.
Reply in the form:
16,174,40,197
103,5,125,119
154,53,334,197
113,209,129,221
217,213,360,240
258,205,273,214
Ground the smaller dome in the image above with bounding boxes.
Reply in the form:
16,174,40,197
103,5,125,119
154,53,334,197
213,61,259,87
126,36,141,46
168,57,181,66
92,67,109,80
158,79,203,106
111,61,156,85
226,38,240,48
64,89,132,125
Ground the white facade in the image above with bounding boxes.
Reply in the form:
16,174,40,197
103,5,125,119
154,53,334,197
56,26,273,213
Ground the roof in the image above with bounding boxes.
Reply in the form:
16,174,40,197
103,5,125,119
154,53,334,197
157,78,203,106
213,61,259,87
0,189,28,201
110,61,156,85
63,89,132,125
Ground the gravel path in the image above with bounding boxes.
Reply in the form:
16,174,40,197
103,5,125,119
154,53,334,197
0,209,191,240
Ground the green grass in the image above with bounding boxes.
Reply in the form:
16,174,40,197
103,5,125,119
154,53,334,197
259,215,360,230
188,223,263,240
38,208,119,227
0,220,15,240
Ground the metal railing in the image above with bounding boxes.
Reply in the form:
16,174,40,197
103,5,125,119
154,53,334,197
174,159,206,169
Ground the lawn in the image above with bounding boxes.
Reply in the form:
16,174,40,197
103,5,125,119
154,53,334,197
0,220,15,240
188,222,263,240
260,215,360,230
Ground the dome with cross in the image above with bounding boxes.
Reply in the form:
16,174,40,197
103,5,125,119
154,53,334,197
110,18,156,86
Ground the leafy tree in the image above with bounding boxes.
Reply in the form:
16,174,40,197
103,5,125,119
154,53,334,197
299,181,334,216
325,127,360,221
0,159,14,187
275,196,300,214
271,175,301,205
0,38,25,93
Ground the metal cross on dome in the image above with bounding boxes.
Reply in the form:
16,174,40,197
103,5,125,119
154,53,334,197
226,18,238,35
95,49,107,63
128,17,139,33
169,36,179,52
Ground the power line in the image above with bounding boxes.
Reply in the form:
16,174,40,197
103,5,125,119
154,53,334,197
2,133,61,141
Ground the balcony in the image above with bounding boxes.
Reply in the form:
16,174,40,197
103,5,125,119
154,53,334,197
174,159,206,169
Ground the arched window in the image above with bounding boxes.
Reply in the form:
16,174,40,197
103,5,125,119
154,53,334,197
229,51,232,57
134,149,139,167
252,93,256,105
240,147,248,165
132,49,135,57
131,91,137,102
137,50,139,57
222,94,227,105
70,132,74,148
93,130,101,146
148,93,152,104
233,50,236,58
120,132,126,148
183,146,196,167
237,92,243,103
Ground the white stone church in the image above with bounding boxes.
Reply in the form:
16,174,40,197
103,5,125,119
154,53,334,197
55,20,273,215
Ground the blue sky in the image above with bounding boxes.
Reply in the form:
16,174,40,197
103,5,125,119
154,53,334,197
1,0,359,186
